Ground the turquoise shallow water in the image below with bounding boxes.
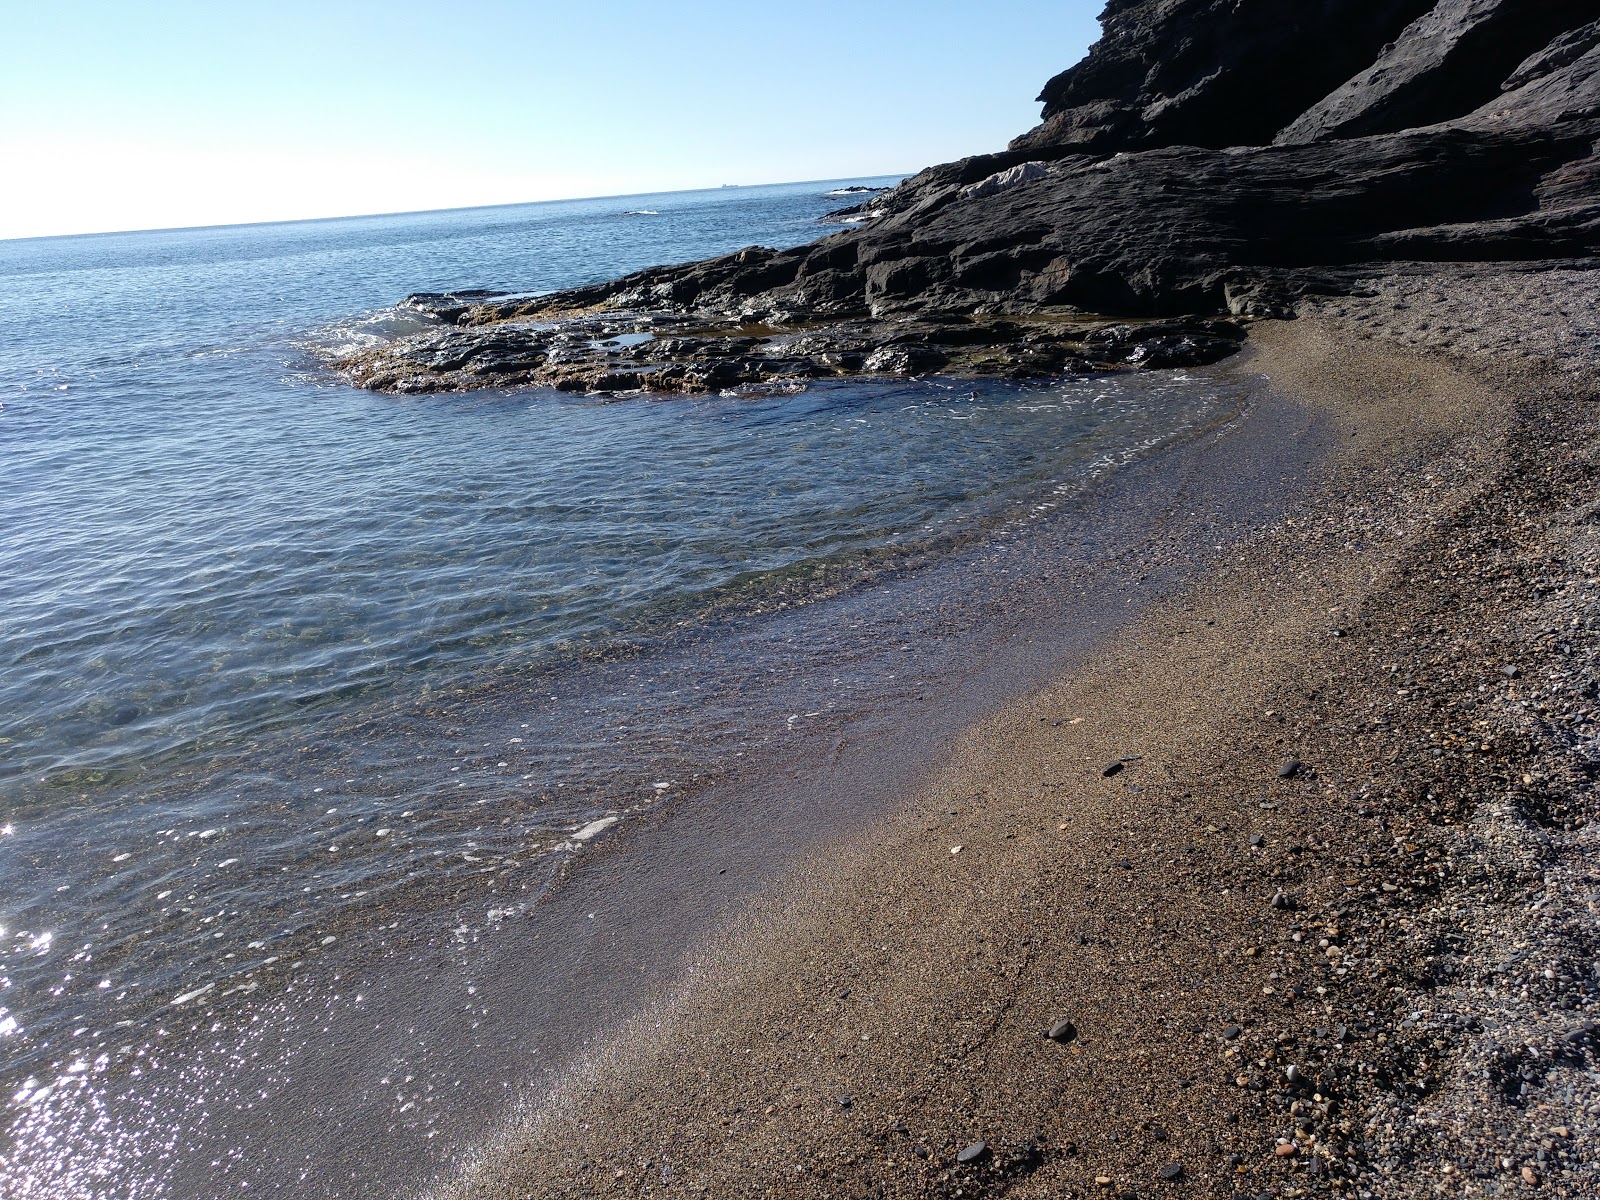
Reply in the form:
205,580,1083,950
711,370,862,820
0,181,1248,1196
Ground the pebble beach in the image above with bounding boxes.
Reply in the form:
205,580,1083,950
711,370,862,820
450,267,1600,1200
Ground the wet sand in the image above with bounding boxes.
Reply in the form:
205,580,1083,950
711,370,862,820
447,268,1600,1200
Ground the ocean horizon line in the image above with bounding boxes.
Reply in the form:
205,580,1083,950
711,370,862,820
0,172,910,248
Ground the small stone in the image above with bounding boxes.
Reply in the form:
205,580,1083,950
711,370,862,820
1047,1019,1079,1044
1221,1024,1242,1040
1149,1124,1169,1141
1278,758,1302,779
838,1095,852,1109
1158,1163,1183,1181
1248,834,1263,847
1503,664,1522,679
1103,760,1126,777
957,1140,989,1165
1274,1143,1298,1157
1270,890,1291,910
1522,1166,1539,1185
1094,1178,1113,1188
1119,858,1134,870
1284,1064,1301,1084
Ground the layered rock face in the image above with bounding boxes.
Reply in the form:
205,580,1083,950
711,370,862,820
345,0,1600,394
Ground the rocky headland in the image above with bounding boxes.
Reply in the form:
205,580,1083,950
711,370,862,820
339,0,1599,396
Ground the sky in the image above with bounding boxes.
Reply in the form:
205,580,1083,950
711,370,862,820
0,1,1103,241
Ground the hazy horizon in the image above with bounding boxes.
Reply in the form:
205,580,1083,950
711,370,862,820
0,172,908,245
0,2,1099,242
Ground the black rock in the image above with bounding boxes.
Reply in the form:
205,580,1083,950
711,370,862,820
1278,758,1302,779
1103,759,1127,777
1046,1018,1079,1043
1221,1024,1243,1040
354,1,1600,397
1158,1162,1184,1181
399,289,511,324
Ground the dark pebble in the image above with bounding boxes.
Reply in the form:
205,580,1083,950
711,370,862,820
109,704,141,726
1149,1124,1169,1142
1103,760,1126,777
1248,834,1263,847
838,1095,852,1109
1502,664,1521,678
1270,890,1291,910
957,1140,990,1164
1119,857,1134,870
1047,1019,1079,1043
1278,758,1302,779
1159,1163,1183,1181
1221,1024,1242,1040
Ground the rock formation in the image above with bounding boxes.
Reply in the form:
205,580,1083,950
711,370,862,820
342,0,1600,394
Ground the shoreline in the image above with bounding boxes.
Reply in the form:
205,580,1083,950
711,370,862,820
117,332,1323,1200
447,272,1600,1199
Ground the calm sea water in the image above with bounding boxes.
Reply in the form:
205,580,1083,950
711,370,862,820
0,181,1245,1196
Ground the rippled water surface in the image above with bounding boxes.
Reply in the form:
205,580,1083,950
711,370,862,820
0,181,1251,1197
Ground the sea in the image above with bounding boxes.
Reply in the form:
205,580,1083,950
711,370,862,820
0,179,1264,1197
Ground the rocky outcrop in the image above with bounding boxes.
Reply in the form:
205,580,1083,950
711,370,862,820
342,0,1600,395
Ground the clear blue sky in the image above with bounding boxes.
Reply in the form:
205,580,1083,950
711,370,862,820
0,2,1103,240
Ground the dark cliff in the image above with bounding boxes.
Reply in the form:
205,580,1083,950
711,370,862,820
348,0,1600,393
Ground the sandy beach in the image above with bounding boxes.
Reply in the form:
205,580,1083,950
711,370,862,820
443,268,1600,1200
